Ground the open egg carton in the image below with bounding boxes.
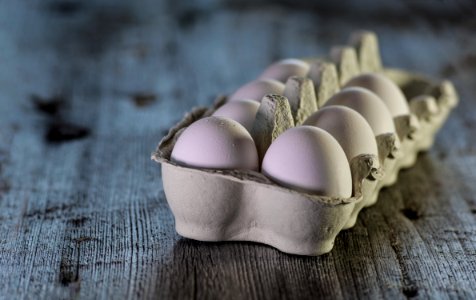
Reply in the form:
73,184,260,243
152,31,458,256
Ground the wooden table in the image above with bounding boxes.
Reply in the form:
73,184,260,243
0,1,475,299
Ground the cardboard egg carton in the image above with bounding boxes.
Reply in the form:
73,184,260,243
152,31,458,256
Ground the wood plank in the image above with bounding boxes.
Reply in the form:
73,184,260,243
0,1,474,299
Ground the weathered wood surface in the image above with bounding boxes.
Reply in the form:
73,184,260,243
0,1,475,299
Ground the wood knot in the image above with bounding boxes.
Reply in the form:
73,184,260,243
401,208,421,220
402,285,419,298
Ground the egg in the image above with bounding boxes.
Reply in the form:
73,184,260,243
304,106,379,164
262,126,352,198
228,79,285,102
171,116,259,171
258,59,310,83
344,73,410,117
212,99,260,131
324,87,396,136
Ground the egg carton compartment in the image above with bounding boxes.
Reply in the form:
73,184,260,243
152,31,458,256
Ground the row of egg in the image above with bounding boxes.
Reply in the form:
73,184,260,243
171,59,410,198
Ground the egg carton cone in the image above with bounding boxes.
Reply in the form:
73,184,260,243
152,30,458,256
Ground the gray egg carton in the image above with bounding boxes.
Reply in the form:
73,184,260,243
152,31,458,256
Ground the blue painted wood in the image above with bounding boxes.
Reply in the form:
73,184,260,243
0,1,474,299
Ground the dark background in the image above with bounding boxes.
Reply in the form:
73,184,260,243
0,0,475,299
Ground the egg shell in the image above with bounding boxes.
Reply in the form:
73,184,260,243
259,59,310,83
171,116,259,171
324,86,396,136
304,106,379,164
262,126,352,198
212,99,260,131
228,79,285,102
344,72,410,117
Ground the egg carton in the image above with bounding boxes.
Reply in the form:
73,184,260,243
152,31,458,256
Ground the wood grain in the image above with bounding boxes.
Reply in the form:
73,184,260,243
0,1,475,299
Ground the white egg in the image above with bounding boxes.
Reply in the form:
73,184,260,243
324,87,396,136
228,79,285,102
171,116,259,171
344,72,410,117
304,106,379,164
262,126,352,197
259,59,310,83
212,99,260,132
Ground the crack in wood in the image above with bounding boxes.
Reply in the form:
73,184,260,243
59,249,81,287
47,1,84,16
130,93,158,107
31,94,66,116
73,236,97,244
69,216,89,227
0,148,11,199
389,230,419,298
45,121,91,144
177,9,202,29
0,179,11,196
59,229,84,288
23,204,76,219
31,93,91,144
58,210,91,288
401,208,421,220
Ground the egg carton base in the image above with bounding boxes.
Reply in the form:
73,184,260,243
154,68,456,256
